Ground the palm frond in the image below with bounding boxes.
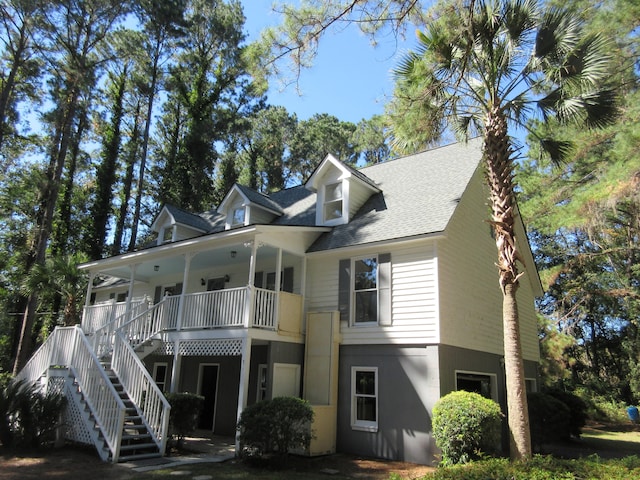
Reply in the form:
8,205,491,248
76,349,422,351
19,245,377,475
538,137,575,165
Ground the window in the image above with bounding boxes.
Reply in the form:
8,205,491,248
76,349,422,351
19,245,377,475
353,256,378,324
351,367,378,431
323,181,343,222
257,364,268,402
232,206,245,226
456,372,496,400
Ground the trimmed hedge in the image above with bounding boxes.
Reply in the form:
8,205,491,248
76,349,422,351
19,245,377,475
432,391,503,465
165,392,204,448
237,396,313,464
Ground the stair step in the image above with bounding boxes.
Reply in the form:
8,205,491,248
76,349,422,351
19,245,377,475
117,451,162,463
119,442,158,452
121,433,152,442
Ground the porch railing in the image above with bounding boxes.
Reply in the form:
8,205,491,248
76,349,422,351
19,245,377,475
92,300,150,358
14,326,127,462
82,286,292,337
253,287,277,329
181,287,247,329
82,297,147,334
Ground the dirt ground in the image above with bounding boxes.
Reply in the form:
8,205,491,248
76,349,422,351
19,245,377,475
0,446,434,480
1,423,638,480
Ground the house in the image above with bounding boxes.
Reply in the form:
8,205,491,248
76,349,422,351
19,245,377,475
15,138,542,464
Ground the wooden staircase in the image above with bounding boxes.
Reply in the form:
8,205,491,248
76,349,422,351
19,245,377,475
103,365,162,462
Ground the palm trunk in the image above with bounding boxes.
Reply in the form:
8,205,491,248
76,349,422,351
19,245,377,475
484,106,531,460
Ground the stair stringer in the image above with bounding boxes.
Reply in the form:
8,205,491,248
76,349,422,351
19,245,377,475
47,368,113,462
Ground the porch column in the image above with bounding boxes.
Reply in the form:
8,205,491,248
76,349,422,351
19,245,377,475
274,248,282,327
244,241,258,328
170,339,181,393
235,337,252,451
84,272,95,308
176,253,194,331
125,264,138,318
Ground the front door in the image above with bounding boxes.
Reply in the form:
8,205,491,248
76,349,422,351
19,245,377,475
198,364,219,430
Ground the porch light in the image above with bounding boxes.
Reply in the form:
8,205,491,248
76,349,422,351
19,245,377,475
224,274,230,282
154,265,159,272
201,278,206,286
230,250,237,258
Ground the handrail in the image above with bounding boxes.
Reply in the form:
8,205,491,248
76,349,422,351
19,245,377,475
113,327,171,455
92,299,150,358
82,297,148,334
13,326,126,462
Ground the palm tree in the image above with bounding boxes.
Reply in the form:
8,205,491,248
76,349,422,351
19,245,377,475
21,254,88,329
390,0,618,460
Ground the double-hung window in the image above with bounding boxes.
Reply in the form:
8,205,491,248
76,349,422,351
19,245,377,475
353,256,378,324
232,206,245,227
351,367,378,431
323,181,343,222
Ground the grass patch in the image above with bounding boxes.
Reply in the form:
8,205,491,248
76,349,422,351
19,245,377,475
422,455,640,480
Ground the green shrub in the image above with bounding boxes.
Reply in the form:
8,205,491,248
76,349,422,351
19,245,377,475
546,389,587,437
237,396,314,464
426,455,640,480
165,392,204,448
528,392,571,448
1,379,66,449
432,390,503,466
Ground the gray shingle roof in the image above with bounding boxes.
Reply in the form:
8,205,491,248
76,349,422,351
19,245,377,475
235,184,284,214
164,204,215,232
307,138,483,252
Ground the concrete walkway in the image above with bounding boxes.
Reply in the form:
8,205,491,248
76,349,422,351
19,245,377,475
120,433,236,473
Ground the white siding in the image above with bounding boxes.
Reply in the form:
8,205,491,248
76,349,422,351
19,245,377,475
346,180,373,220
306,241,439,345
437,168,540,361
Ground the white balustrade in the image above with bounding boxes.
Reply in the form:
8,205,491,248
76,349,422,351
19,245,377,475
180,287,248,329
252,287,277,329
14,326,126,462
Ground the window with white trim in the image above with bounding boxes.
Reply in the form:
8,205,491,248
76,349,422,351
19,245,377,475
352,256,378,324
153,362,168,392
351,367,378,431
456,371,497,400
323,181,343,222
231,206,245,227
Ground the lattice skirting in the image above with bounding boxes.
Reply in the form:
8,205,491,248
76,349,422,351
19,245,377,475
155,338,243,356
48,374,94,446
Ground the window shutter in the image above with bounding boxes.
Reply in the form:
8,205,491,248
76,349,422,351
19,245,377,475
283,267,294,293
338,259,351,322
378,253,392,326
175,282,183,295
153,286,162,304
254,271,263,288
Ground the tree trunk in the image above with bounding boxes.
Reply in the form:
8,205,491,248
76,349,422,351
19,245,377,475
484,105,531,460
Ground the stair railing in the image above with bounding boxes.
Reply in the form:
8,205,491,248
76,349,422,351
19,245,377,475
92,298,150,358
112,326,171,455
14,326,126,462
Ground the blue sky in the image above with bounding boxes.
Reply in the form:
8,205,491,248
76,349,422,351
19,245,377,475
241,1,417,124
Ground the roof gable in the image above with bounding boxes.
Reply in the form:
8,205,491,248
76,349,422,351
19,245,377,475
308,138,484,251
218,184,284,216
151,204,212,233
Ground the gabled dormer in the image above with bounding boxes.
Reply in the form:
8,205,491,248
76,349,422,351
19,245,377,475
305,154,381,226
150,204,211,246
218,184,284,230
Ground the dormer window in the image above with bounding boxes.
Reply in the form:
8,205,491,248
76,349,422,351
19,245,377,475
232,206,246,227
323,181,343,223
